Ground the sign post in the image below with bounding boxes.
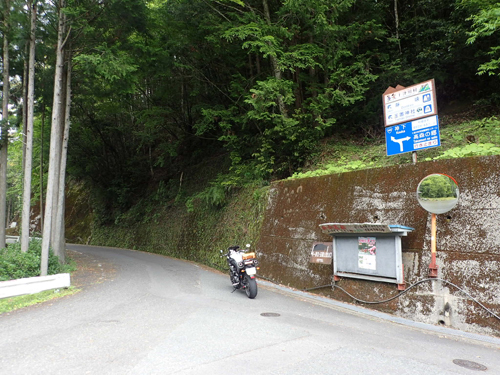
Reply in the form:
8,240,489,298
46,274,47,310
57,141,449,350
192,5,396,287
383,79,440,160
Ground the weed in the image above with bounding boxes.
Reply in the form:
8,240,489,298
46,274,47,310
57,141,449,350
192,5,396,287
0,240,74,281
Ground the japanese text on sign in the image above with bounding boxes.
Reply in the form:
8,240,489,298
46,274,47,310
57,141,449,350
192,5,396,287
385,115,440,156
383,79,437,127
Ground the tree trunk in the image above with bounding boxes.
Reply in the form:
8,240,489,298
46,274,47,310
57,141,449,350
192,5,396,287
21,0,38,253
53,50,72,263
40,85,46,233
41,0,66,275
394,0,401,54
0,0,10,249
22,43,28,172
262,0,287,118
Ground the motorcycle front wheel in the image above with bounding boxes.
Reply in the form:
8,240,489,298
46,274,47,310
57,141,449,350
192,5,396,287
244,275,258,299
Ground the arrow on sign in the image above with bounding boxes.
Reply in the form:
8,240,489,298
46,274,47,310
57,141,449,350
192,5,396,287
391,136,411,152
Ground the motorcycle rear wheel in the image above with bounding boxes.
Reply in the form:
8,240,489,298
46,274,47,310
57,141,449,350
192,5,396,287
244,275,258,299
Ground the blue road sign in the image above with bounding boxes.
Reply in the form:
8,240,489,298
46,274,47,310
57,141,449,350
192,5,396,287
385,115,440,156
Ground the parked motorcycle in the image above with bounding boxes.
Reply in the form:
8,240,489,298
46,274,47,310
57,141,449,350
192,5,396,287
221,244,259,299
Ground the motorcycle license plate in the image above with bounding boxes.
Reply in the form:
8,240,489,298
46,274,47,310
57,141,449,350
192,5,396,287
246,267,257,275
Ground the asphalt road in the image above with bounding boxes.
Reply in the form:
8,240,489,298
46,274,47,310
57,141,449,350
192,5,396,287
1,244,499,375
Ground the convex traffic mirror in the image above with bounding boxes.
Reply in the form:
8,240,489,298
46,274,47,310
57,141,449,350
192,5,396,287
417,173,459,214
417,173,459,278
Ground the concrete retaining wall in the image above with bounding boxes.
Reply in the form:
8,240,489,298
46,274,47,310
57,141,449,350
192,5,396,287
256,155,500,337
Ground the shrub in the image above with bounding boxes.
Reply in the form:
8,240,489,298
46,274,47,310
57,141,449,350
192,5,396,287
0,240,72,281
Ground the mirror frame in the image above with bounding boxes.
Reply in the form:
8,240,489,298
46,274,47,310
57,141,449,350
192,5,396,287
417,173,459,214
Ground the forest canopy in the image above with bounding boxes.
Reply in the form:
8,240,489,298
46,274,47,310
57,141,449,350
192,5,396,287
2,0,500,219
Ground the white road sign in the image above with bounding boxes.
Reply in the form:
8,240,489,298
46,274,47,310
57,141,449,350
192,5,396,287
383,79,437,127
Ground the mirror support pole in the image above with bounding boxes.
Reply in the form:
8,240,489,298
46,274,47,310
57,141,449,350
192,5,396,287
417,173,459,278
412,151,417,164
429,213,438,278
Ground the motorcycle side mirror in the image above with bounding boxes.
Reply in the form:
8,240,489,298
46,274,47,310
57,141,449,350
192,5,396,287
246,244,251,248
219,249,223,254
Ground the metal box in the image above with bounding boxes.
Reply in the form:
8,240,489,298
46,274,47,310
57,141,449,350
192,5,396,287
319,223,414,288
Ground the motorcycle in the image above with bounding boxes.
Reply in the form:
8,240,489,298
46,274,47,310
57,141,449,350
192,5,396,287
221,244,259,299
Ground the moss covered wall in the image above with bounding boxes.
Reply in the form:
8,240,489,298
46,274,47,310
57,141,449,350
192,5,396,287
89,185,268,270
256,155,500,337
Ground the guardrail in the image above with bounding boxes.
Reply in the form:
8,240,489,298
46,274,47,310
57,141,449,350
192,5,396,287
0,274,71,299
1,236,70,299
6,235,19,244
6,235,42,244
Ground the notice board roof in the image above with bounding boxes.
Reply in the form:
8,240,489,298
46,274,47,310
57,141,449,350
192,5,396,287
319,223,414,235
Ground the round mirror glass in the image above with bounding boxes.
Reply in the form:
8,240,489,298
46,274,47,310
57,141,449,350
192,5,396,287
417,173,459,214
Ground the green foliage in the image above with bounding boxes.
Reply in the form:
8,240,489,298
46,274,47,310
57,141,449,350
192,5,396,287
186,162,268,212
73,45,139,87
0,240,73,281
466,1,500,76
291,116,500,180
418,174,458,199
6,0,500,232
186,183,228,212
291,158,376,179
201,0,389,178
432,143,500,159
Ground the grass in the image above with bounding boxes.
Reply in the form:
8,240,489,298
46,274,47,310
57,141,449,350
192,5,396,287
0,242,79,314
290,116,500,179
0,287,80,314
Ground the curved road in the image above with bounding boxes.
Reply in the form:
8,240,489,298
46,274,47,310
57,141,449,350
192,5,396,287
1,244,499,374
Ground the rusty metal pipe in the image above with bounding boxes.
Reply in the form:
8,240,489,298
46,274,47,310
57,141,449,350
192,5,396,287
429,213,438,278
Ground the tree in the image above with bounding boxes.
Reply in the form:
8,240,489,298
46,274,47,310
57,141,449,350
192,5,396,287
20,0,37,253
41,0,68,274
68,0,172,218
200,0,384,177
1,0,490,230
466,0,500,77
0,0,10,249
52,49,71,263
